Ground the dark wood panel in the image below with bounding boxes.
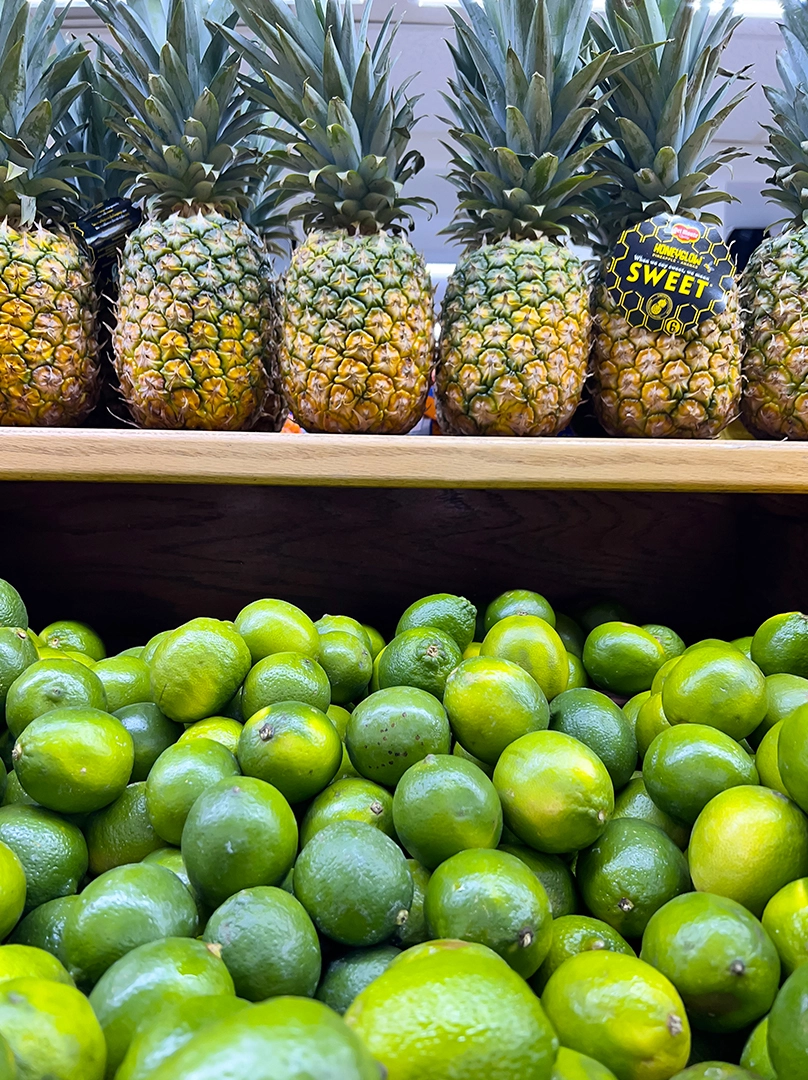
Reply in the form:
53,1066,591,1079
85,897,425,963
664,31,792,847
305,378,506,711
0,483,805,652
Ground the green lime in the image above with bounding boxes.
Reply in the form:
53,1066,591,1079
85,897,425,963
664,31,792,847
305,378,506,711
115,647,143,658
60,862,199,988
453,741,495,776
317,946,401,1015
689,786,808,916
741,1017,777,1079
392,754,502,870
392,859,430,947
300,778,395,848
0,944,72,987
8,895,78,963
552,1047,618,1079
362,625,386,661
752,612,808,677
1,772,35,809
0,805,87,912
762,877,808,977
177,716,242,754
203,885,320,1001
756,721,789,795
377,626,461,699
140,631,171,666
583,622,666,697
662,647,767,741
0,580,27,630
556,613,586,658
641,892,780,1033
142,848,206,923
682,639,738,655
549,688,638,789
669,1065,756,1079
530,914,635,995
577,819,691,937
5,657,107,738
636,692,671,757
346,686,451,787
12,706,134,814
332,743,361,782
294,821,412,947
481,615,568,701
493,730,614,854
234,599,319,663
643,624,686,661
443,656,549,765
181,776,298,908
149,618,251,724
652,656,682,694
579,600,632,634
0,842,25,940
0,629,37,711
565,652,589,690
327,703,351,740
93,656,151,713
643,725,759,826
484,591,556,634
750,672,808,748
237,701,341,803
40,621,106,662
318,630,373,705
114,702,179,782
623,690,651,732
242,651,331,720
732,636,754,659
344,941,558,1080
86,782,164,874
499,844,576,918
396,594,477,651
612,775,690,850
315,615,370,649
542,952,690,1080
767,963,808,1077
0,976,105,1080
424,848,552,978
778,703,808,811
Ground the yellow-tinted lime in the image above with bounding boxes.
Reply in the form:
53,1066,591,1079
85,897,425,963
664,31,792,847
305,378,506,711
238,701,342,804
740,1017,776,1080
756,722,789,796
752,612,808,677
0,805,88,911
241,651,330,721
146,740,240,846
0,944,73,986
623,691,651,733
319,630,373,705
86,782,164,874
689,786,808,916
316,615,372,650
5,657,107,739
530,914,635,995
0,629,37,712
644,624,686,661
140,630,171,666
178,716,242,755
751,672,808,748
463,641,482,660
552,1047,618,1080
0,842,25,940
39,621,106,662
662,646,767,741
234,599,319,663
613,775,690,849
481,615,568,701
555,613,585,659
484,591,556,634
150,618,251,724
651,656,681,694
778,703,808,812
0,580,27,631
301,778,395,848
114,703,180,782
762,877,808,976
93,656,151,712
636,692,671,757
732,635,754,659
583,622,666,697
362,625,386,660
397,594,477,651
566,653,588,690
378,627,461,700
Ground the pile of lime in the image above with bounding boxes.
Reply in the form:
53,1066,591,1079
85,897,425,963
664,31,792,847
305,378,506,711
1,574,808,1079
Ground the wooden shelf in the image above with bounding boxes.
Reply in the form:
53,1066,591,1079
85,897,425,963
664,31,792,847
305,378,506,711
0,428,806,491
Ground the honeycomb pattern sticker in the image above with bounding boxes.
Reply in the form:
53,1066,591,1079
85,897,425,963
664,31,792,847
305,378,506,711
604,213,736,335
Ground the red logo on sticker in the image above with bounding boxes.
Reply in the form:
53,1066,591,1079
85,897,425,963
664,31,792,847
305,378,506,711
671,223,700,243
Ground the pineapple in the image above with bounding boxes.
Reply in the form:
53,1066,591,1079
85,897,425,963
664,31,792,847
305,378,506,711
221,0,435,435
89,0,282,431
590,0,748,439
742,0,808,438
0,0,99,427
435,0,636,436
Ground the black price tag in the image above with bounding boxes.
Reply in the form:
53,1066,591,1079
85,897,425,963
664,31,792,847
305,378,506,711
603,214,736,336
72,198,143,262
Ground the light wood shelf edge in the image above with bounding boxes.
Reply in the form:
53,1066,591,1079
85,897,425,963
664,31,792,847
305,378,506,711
0,429,805,491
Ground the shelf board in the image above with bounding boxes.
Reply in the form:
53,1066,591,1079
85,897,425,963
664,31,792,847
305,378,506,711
1,428,807,491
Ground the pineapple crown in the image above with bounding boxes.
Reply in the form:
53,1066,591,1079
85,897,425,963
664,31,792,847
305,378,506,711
65,51,125,207
759,0,808,229
0,0,95,225
442,0,654,247
590,0,748,242
218,0,433,235
243,137,297,254
88,0,269,218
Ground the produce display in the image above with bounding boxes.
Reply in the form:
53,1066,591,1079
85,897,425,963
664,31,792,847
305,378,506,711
1,574,808,1078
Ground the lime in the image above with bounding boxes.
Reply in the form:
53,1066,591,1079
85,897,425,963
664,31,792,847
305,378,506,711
577,819,691,937
550,688,638,789
662,647,767,741
636,692,671,757
583,622,666,697
5,657,107,739
756,722,789,796
294,821,412,946
345,941,558,1080
140,630,172,666
0,976,105,1079
13,706,134,814
644,624,686,661
741,1018,777,1079
424,848,552,978
392,754,502,869
7,894,77,964
378,626,461,699
115,647,143,658
552,1047,618,1079
484,591,556,634
641,892,780,1033
346,686,451,787
177,716,242,755
315,615,372,648
317,946,401,1015
767,963,808,1077
557,613,585,658
327,703,351,740
623,690,651,732
0,580,27,630
481,615,568,701
443,656,549,765
242,651,331,719
0,944,72,988
613,775,690,850
530,914,635,995
670,1066,757,1079
542,952,690,1080
688,786,808,916
93,656,151,713
683,639,738,655
1,773,35,809
238,701,341,803
369,648,383,693
752,612,808,677
453,741,495,776
758,673,808,739
397,594,477,651
565,652,589,690
182,776,298,908
318,630,373,705
499,844,577,918
86,782,164,874
393,860,431,947
778,703,808,811
0,629,37,711
149,618,251,724
362,625,386,661
643,725,759,825
732,636,754,659
652,656,682,694
0,842,25,941
0,805,87,911
234,599,319,663
203,885,320,1000
762,877,808,976
114,702,179,782
493,730,613,854
300,778,395,848
40,620,106,662
142,848,206,922
463,641,482,659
